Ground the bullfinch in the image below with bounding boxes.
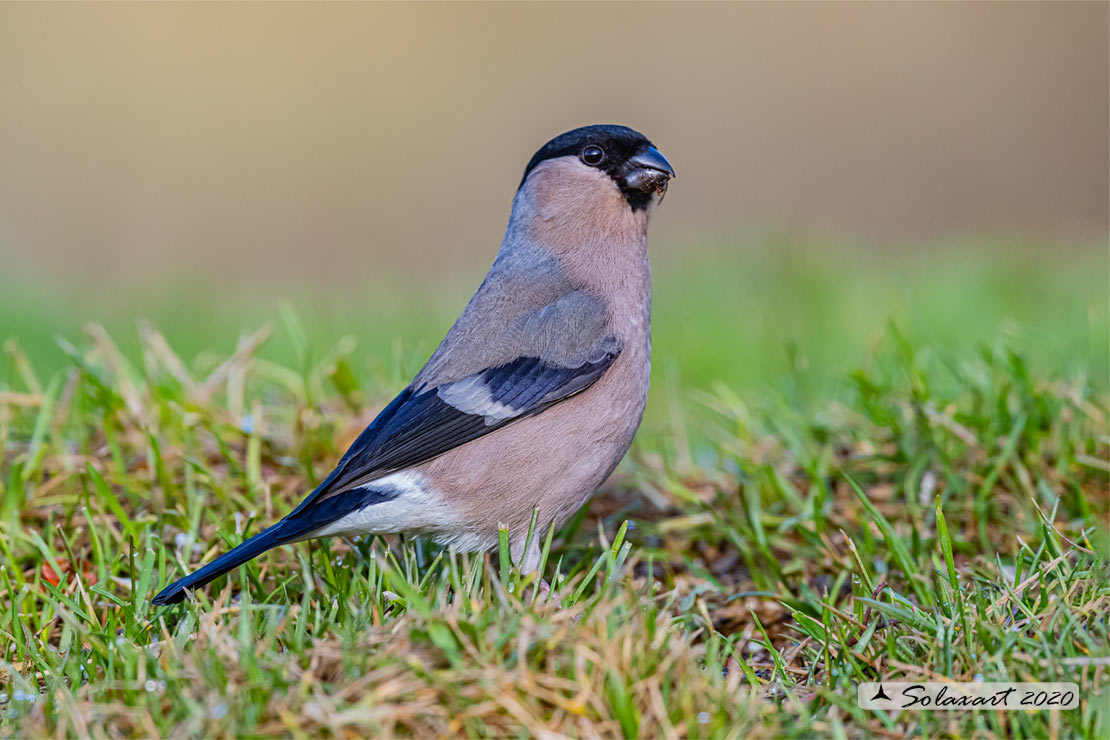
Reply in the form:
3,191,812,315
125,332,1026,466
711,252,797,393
152,124,674,605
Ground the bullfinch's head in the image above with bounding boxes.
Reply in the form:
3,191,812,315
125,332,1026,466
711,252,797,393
519,125,675,212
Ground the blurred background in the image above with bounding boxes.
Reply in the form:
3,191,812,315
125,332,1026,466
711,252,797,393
1,2,1106,430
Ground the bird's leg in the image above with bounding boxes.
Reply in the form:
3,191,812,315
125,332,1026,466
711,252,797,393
516,533,542,576
513,532,555,604
535,577,552,603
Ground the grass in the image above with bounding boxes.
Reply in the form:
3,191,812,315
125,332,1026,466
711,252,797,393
0,241,1107,737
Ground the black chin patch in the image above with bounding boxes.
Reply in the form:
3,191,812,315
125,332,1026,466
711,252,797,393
621,188,655,211
520,124,657,211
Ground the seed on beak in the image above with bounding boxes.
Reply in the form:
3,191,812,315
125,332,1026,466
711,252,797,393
656,179,669,203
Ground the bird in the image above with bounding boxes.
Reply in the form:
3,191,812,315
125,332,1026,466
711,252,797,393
152,124,674,605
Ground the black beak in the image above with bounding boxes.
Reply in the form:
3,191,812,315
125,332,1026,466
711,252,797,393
623,146,675,195
628,146,676,179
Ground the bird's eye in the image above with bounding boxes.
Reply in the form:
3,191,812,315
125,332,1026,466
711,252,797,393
581,145,605,166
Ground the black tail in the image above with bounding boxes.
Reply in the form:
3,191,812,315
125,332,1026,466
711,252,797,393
151,484,399,605
151,520,295,605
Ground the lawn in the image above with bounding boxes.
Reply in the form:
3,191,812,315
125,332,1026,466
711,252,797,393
0,239,1107,738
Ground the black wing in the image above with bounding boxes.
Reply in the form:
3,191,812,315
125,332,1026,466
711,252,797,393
284,346,619,522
